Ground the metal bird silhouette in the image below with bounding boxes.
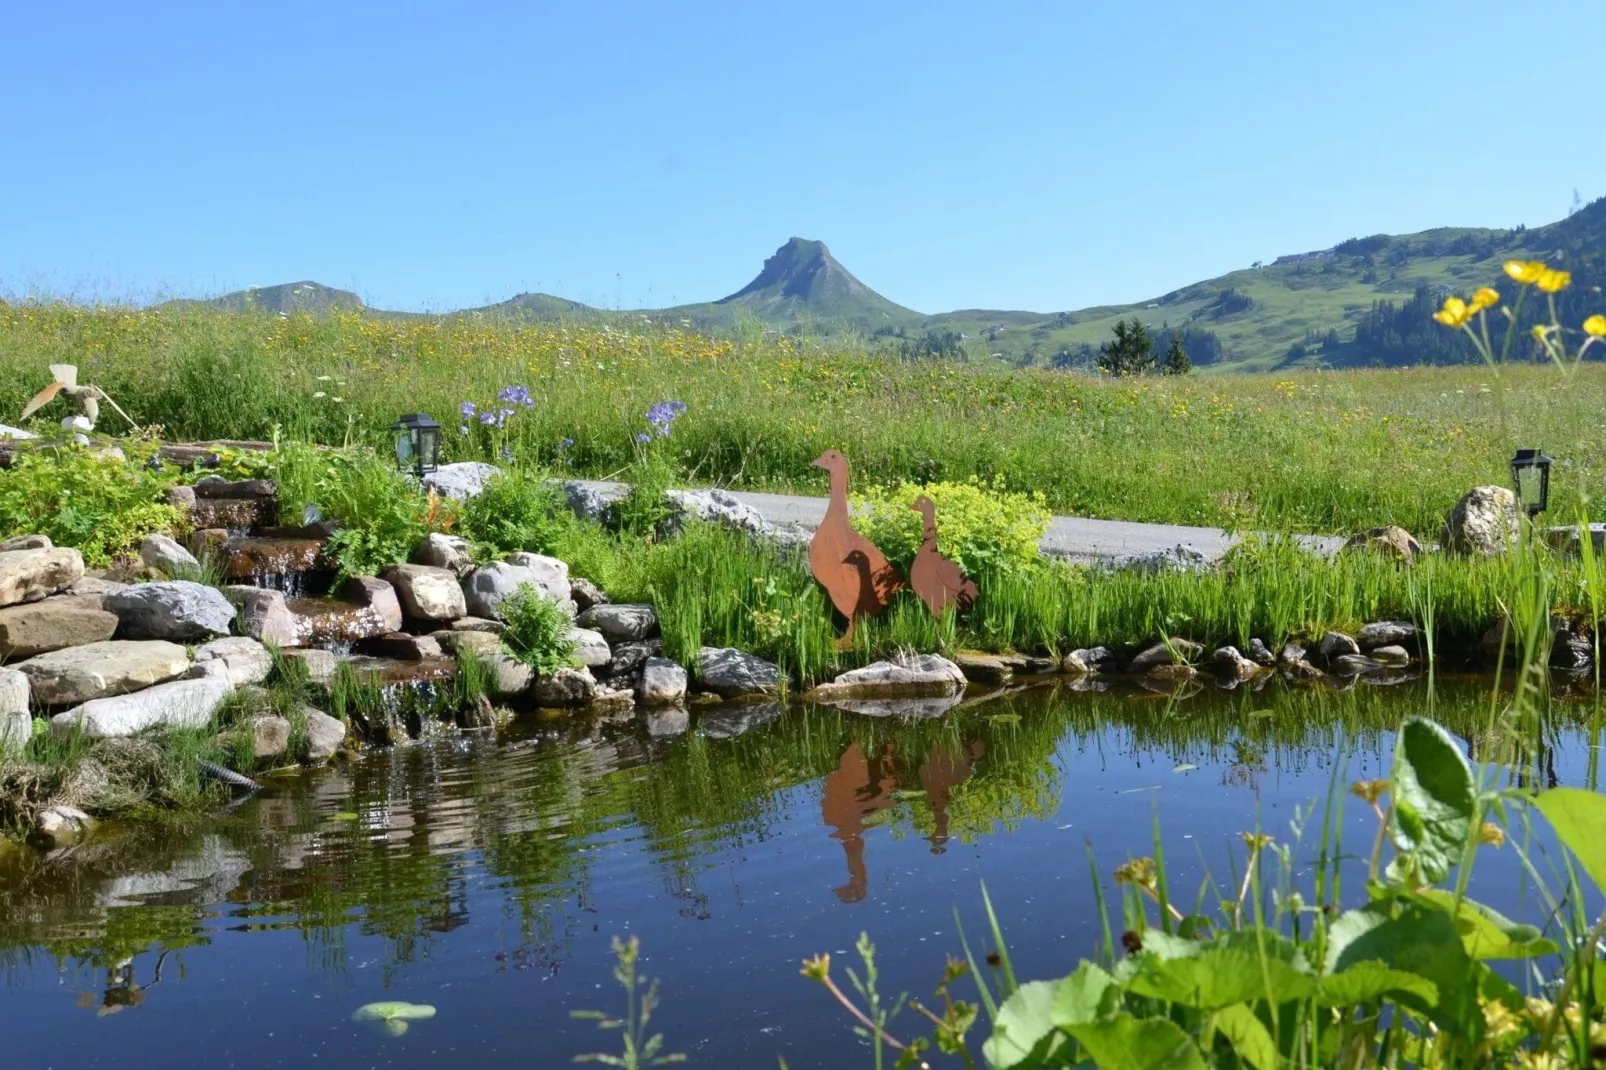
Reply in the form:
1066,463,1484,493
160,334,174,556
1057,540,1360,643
20,364,134,432
809,449,903,647
908,495,979,618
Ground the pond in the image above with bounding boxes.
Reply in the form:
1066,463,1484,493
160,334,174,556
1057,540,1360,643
0,675,1600,1068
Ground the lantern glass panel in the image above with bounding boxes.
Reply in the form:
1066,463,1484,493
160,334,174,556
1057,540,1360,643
417,424,440,473
395,428,415,469
1516,465,1544,513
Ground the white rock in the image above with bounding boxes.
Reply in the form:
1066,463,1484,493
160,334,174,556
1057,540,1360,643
533,666,596,707
105,581,236,640
813,655,966,698
696,647,783,698
568,627,612,668
383,564,466,621
35,805,94,845
462,561,573,620
638,658,688,705
0,546,85,607
0,424,38,440
503,553,572,603
193,636,273,686
139,533,201,575
302,708,347,761
0,710,30,751
422,461,501,501
0,666,31,715
50,676,232,739
19,639,191,706
413,533,474,576
1444,485,1520,556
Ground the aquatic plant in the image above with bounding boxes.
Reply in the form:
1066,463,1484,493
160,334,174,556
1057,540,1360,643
571,935,685,1067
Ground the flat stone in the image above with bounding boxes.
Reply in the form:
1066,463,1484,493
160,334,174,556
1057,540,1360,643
952,652,1011,684
355,632,443,661
533,666,596,707
637,658,688,705
1356,621,1417,649
434,629,504,658
50,675,231,739
106,581,236,640
484,654,534,697
1332,654,1385,676
0,534,51,551
696,647,783,698
281,648,338,685
1211,646,1260,679
567,627,612,669
0,667,28,717
383,564,466,621
226,585,299,646
0,597,119,657
1128,638,1203,671
808,655,966,699
412,533,474,576
1317,631,1361,662
342,576,403,633
192,636,272,686
34,805,94,846
645,706,690,738
463,560,573,620
570,577,609,612
577,603,658,643
69,576,130,599
252,715,291,759
0,547,84,607
20,639,191,706
139,533,201,575
422,461,501,501
444,615,506,634
1372,645,1411,666
192,478,277,499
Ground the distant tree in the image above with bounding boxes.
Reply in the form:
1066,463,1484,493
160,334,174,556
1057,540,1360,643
1213,287,1254,318
1162,333,1191,375
1151,325,1228,366
1097,318,1156,377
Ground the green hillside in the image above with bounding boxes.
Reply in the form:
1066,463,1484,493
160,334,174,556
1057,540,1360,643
168,280,366,315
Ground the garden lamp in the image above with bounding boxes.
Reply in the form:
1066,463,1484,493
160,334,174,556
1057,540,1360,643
1509,447,1553,518
392,413,442,479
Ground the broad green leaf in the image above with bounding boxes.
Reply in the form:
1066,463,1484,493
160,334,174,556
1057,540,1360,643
1209,1004,1278,1070
1534,788,1606,895
982,980,1068,1070
1386,718,1475,886
1412,888,1558,960
1134,929,1202,961
352,1001,437,1022
1317,961,1437,1007
1126,948,1314,1009
1212,929,1314,973
1065,1013,1206,1070
1051,963,1118,1028
1325,903,1481,1044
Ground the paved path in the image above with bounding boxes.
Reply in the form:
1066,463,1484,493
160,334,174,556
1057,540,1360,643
570,480,1345,566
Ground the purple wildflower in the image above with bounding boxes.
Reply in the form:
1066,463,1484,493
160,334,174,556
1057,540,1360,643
635,432,652,444
558,438,574,450
479,411,497,426
497,407,515,426
498,385,533,408
645,399,687,438
460,401,477,418
459,424,469,436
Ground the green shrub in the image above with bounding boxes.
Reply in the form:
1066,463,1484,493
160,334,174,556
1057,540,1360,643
612,450,677,539
305,448,437,579
500,584,579,675
457,470,567,558
0,444,183,565
853,477,1050,576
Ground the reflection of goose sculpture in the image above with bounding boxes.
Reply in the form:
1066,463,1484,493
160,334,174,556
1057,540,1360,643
809,449,903,645
908,495,979,618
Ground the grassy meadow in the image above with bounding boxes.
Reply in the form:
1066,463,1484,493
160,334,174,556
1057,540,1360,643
2,301,1602,538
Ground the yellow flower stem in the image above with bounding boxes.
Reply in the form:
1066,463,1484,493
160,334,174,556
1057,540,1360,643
1499,286,1530,365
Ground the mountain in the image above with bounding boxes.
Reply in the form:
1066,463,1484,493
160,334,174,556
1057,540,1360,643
701,237,919,326
169,281,365,315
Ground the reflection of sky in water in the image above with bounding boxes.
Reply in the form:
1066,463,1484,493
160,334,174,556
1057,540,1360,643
0,677,1597,1068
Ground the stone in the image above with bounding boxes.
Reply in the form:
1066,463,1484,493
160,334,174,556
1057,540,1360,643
1277,643,1308,668
577,603,658,643
1316,631,1361,663
355,632,443,661
1128,638,1204,672
809,655,967,699
645,706,690,738
193,636,272,686
0,709,30,751
105,581,235,640
570,577,609,612
164,485,197,509
20,640,191,706
225,585,299,646
1444,486,1520,556
252,716,291,759
50,675,231,739
503,553,573,603
458,693,497,730
592,685,636,713
0,425,37,441
484,655,534,698
0,546,84,607
1283,659,1326,681
445,615,505,634
0,667,27,716
1145,663,1200,681
413,533,475,576
34,805,94,846
1247,638,1277,665
192,478,277,499
463,560,572,620
434,629,504,658
1356,621,1417,649
696,647,783,698
1332,654,1385,676
422,461,501,501
1343,525,1422,560
341,575,404,633
0,534,51,551
533,666,596,707
1211,646,1260,679
663,488,773,538
1553,626,1594,670
69,576,130,599
637,658,688,705
1118,546,1212,574
563,480,612,524
1372,645,1412,666
383,564,466,621
281,648,338,685
952,652,1011,684
0,597,119,657
1062,647,1117,675
139,533,200,575
302,708,347,761
568,627,612,669
605,640,660,681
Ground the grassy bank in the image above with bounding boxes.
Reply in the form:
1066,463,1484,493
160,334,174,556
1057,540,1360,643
3,302,1604,536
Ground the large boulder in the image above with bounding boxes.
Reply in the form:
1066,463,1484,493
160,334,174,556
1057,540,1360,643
0,546,84,607
383,564,466,621
462,559,572,620
106,581,236,640
1343,526,1422,560
412,533,474,576
637,658,688,705
577,604,658,643
663,488,773,539
139,534,201,575
0,534,49,551
1444,486,1520,556
533,666,596,707
696,647,783,698
226,585,299,646
504,553,573,601
19,640,191,707
808,655,966,699
50,675,231,739
192,636,273,686
484,655,534,698
568,627,612,669
0,596,119,657
422,461,501,501
434,629,504,659
341,576,404,633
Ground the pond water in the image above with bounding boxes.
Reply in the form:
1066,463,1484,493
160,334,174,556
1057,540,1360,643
1,675,1600,1069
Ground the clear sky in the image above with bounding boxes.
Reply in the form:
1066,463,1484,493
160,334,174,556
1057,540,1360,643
4,1,1602,315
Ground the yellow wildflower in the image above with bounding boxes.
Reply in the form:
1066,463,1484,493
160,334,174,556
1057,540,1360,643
1504,260,1548,285
1433,297,1472,328
1537,268,1571,294
1585,314,1606,338
1469,287,1500,313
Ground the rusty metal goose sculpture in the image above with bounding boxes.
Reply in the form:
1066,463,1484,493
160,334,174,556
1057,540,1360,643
809,449,903,646
908,494,979,618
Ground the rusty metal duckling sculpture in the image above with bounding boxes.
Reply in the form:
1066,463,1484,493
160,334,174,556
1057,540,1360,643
809,449,903,646
908,494,979,618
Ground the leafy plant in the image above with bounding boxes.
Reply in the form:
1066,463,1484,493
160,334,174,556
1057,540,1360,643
853,477,1050,577
499,584,579,675
571,935,685,1067
456,469,567,558
612,400,686,539
299,447,440,580
0,444,183,565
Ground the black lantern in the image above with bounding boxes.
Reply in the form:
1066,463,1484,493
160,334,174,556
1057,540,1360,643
392,413,442,479
1510,447,1553,518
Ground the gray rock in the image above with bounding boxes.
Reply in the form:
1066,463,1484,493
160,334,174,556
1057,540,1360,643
139,533,200,575
663,488,773,538
0,534,51,551
1332,654,1385,676
1117,545,1211,574
34,805,94,846
281,648,338,685
0,546,85,607
1444,486,1520,556
434,629,504,658
563,480,612,524
422,461,501,501
952,652,1011,684
252,716,291,759
1128,638,1204,671
1277,643,1308,668
50,675,231,739
533,666,596,707
463,561,573,621
570,577,609,612
193,636,273,686
0,667,28,716
1343,525,1422,560
1062,646,1117,675
20,639,191,706
1211,646,1260,679
503,553,572,603
1553,627,1593,670
696,647,783,698
645,706,690,738
412,533,474,576
1317,631,1361,662
0,596,119,657
226,585,299,646
106,581,235,640
69,576,131,599
809,655,966,698
484,655,535,698
1356,621,1417,649
192,478,276,499
165,485,197,509
568,627,612,668
0,709,30,751
637,658,688,705
383,564,466,621
606,640,660,680
577,603,658,643
301,708,347,761
1247,638,1277,665
444,615,506,634
1283,659,1326,681
1372,645,1411,666
342,576,404,633
355,632,442,661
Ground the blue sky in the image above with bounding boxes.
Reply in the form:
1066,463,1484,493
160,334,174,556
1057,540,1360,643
4,1,1602,314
